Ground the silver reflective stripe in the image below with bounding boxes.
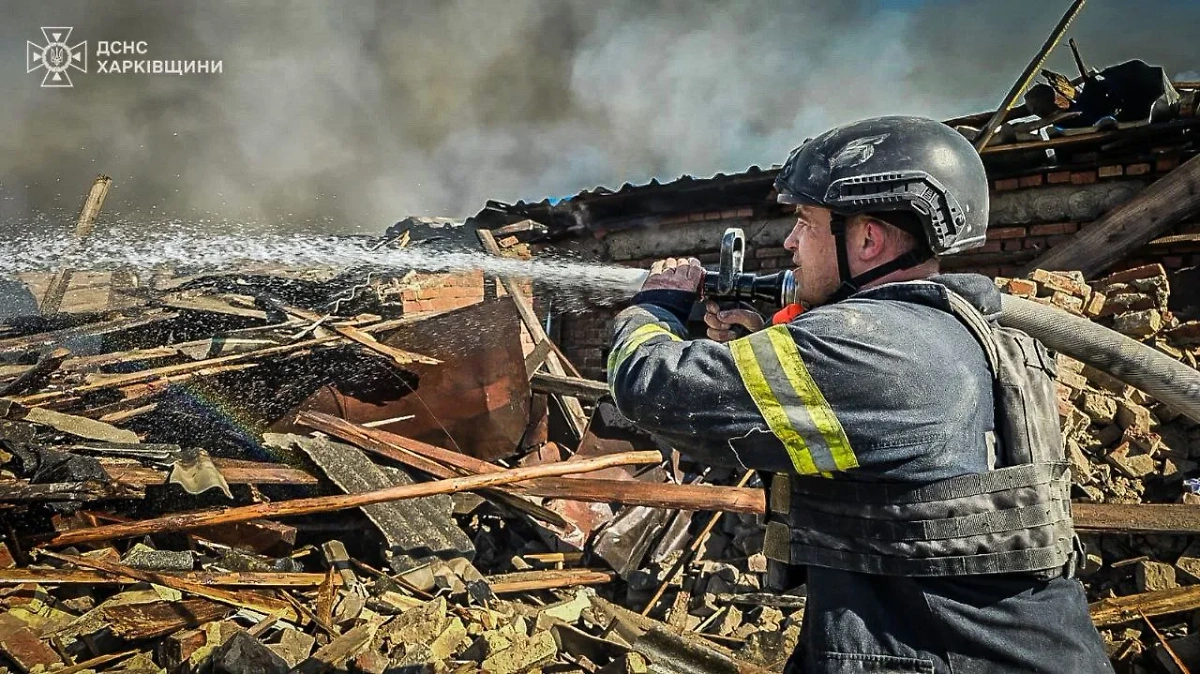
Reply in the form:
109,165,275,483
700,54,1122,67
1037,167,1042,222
744,329,844,474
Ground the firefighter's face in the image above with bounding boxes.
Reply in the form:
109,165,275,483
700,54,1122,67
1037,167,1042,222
783,205,841,305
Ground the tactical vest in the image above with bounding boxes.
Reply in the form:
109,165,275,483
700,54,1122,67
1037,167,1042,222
762,290,1080,580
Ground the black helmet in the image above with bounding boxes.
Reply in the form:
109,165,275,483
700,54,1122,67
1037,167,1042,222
775,115,989,257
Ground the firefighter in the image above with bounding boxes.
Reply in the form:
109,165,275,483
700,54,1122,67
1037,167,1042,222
606,116,1113,673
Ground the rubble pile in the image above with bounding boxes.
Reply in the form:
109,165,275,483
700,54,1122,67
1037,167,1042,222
996,264,1200,505
0,217,1195,672
0,217,804,674
997,265,1200,671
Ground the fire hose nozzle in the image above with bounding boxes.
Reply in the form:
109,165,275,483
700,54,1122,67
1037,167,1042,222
702,228,797,307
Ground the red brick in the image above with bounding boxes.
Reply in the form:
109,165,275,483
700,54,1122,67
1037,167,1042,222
986,226,1026,240
994,178,1020,191
1030,222,1078,236
736,207,754,218
979,241,1003,253
1083,291,1107,317
1126,163,1151,176
720,209,740,220
1098,165,1124,178
1050,291,1085,315
1002,240,1023,251
1018,174,1045,188
1157,156,1181,172
705,211,723,221
1100,263,1166,286
688,212,707,223
1047,171,1072,184
1070,171,1098,185
1023,237,1048,250
1004,279,1038,298
1029,269,1091,297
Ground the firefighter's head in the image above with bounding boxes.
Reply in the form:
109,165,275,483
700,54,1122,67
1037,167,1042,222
775,115,989,305
783,207,932,307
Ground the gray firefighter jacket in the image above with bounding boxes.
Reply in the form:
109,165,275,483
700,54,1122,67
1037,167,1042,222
606,273,1113,674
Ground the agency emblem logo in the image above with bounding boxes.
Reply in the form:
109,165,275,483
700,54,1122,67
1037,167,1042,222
27,27,88,88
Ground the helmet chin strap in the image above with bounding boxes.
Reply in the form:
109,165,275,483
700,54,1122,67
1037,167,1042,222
826,213,931,305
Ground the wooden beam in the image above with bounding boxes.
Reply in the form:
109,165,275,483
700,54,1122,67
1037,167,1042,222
103,458,319,487
41,175,113,315
1091,585,1200,626
40,551,299,622
1073,503,1200,535
973,0,1088,150
531,371,608,402
0,311,179,356
476,228,588,438
1146,233,1200,248
1023,152,1200,277
42,450,662,547
295,412,568,526
0,480,143,502
524,338,555,379
484,569,614,594
273,302,439,369
0,568,325,587
300,416,766,515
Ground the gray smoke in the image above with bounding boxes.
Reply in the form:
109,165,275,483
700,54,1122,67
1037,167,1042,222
0,0,1195,234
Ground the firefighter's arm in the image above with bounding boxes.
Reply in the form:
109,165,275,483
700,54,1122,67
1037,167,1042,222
607,300,859,476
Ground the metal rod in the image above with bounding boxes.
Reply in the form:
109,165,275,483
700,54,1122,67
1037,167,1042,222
973,0,1088,151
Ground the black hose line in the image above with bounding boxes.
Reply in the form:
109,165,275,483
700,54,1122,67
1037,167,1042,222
998,294,1200,424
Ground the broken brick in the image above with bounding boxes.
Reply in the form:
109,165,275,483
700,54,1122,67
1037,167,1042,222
1112,309,1163,338
1137,560,1178,592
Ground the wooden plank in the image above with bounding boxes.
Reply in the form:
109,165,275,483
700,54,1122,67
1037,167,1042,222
1091,585,1200,626
303,416,765,515
40,551,300,622
274,302,439,368
0,480,142,502
531,371,608,402
295,623,376,674
477,228,588,438
104,598,231,640
296,412,568,526
41,175,112,315
0,310,179,356
1146,233,1200,248
1023,152,1200,277
43,450,662,547
0,568,325,587
484,569,615,594
102,459,319,486
1073,503,1200,534
14,317,437,407
524,338,555,379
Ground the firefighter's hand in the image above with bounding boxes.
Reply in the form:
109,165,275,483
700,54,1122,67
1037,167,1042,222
641,257,704,293
704,300,764,342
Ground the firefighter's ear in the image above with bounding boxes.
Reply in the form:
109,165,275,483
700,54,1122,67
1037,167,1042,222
854,216,891,263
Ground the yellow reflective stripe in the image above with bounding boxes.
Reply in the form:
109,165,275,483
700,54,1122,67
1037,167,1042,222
607,323,681,376
730,338,821,475
764,326,858,471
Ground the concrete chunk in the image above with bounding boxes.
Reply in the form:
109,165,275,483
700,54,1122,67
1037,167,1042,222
1080,393,1118,425
1136,560,1177,592
1112,309,1163,338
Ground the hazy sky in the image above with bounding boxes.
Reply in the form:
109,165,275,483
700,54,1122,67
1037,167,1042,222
1,0,1196,234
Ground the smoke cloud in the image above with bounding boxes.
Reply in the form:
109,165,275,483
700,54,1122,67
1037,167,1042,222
0,0,1196,234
